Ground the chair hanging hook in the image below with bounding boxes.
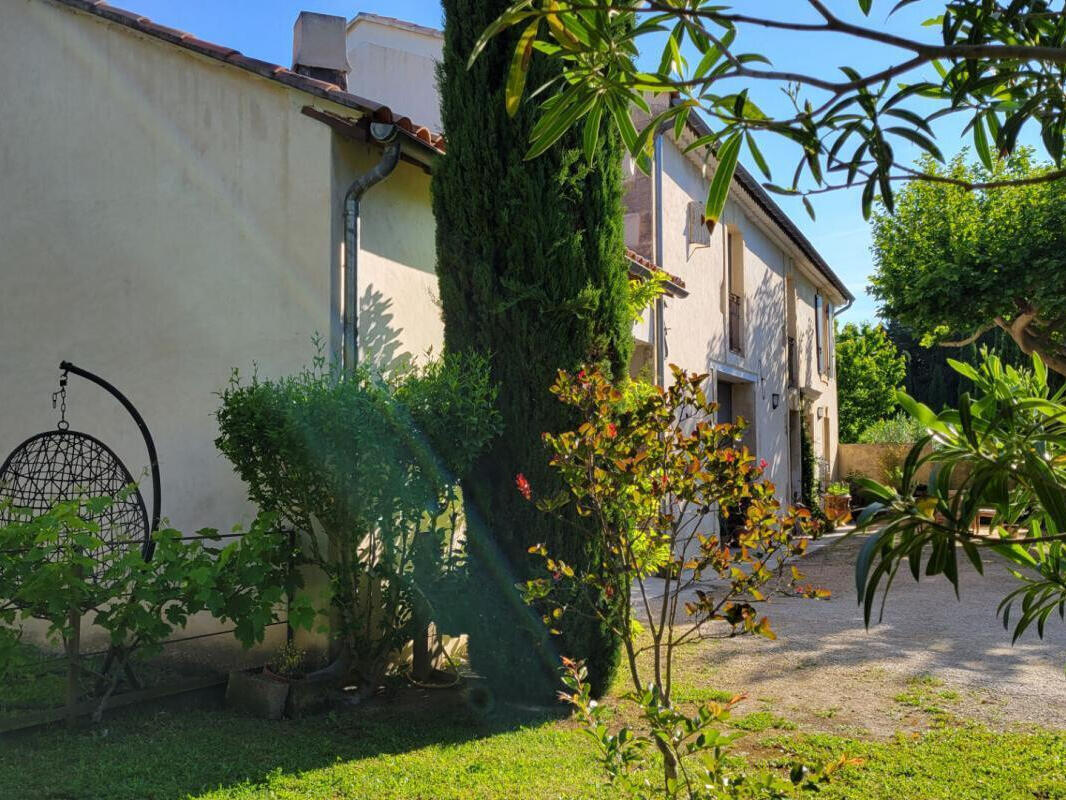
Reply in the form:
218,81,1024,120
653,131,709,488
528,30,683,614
52,368,69,431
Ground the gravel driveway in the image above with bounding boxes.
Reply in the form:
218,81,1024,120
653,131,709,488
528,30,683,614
640,530,1066,736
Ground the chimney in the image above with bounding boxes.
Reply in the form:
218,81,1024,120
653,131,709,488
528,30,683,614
292,11,351,89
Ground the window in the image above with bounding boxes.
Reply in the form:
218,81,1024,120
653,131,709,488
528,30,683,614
825,302,835,376
814,294,823,373
727,229,744,355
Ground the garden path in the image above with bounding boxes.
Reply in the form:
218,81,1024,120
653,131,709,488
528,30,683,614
636,531,1066,736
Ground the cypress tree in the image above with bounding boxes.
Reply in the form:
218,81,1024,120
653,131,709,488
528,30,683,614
433,0,632,699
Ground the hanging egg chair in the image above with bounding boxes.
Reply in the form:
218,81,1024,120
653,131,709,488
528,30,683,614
0,361,160,562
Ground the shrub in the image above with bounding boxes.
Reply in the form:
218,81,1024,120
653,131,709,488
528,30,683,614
215,351,499,693
0,497,297,722
521,365,827,791
857,412,923,444
856,351,1066,642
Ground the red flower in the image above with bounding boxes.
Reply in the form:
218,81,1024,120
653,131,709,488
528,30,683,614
577,369,587,380
724,450,736,463
606,423,618,438
515,473,532,501
759,459,768,469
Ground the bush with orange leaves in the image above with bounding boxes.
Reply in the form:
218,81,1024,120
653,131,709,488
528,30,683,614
519,365,830,797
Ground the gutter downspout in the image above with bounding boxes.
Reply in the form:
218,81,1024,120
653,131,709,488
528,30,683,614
653,132,666,388
343,122,401,370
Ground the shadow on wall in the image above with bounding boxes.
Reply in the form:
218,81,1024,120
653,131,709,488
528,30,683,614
359,284,413,375
700,265,787,459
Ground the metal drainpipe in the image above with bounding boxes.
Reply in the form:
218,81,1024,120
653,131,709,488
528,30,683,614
343,122,401,370
653,131,666,388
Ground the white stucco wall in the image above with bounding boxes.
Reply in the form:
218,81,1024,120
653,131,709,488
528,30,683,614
0,0,441,533
648,135,843,505
0,0,442,661
346,15,443,132
332,145,442,374
1,0,335,537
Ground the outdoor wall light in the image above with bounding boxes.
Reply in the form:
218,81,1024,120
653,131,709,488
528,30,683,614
771,393,780,410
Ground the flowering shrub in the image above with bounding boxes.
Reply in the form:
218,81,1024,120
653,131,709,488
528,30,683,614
519,365,827,794
561,659,858,799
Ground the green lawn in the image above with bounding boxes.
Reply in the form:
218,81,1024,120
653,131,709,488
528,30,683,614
3,690,1066,800
0,699,605,800
773,727,1066,800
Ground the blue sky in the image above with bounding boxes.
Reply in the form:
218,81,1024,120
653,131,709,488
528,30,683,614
117,2,977,324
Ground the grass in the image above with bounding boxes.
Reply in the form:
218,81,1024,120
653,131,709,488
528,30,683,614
0,644,210,722
6,695,1066,800
770,726,1066,800
4,654,1066,799
892,673,963,722
731,710,797,732
0,701,607,800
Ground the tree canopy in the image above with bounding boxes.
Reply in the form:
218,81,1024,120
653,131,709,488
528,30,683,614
835,322,907,442
871,151,1066,375
473,1,1066,226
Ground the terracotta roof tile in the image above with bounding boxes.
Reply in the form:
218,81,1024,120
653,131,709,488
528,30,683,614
50,0,446,156
625,248,687,297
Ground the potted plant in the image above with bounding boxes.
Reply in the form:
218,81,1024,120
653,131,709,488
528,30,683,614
226,641,317,720
822,481,852,523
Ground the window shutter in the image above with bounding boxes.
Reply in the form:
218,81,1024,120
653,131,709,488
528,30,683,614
822,305,831,377
814,294,823,374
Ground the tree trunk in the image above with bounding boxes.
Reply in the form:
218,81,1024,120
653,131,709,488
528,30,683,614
411,618,432,682
65,607,80,729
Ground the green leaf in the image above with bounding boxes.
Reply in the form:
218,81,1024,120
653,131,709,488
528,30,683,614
855,528,888,599
506,18,541,117
884,126,944,162
526,88,596,160
897,392,938,429
467,2,536,69
582,102,602,164
703,132,742,234
973,115,993,171
745,131,771,180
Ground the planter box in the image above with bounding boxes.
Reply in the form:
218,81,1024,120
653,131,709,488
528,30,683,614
225,670,289,720
225,669,337,720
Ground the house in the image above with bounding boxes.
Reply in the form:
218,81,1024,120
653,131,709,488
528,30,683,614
0,0,446,661
0,1,851,656
1,1,444,541
620,98,855,504
343,13,855,504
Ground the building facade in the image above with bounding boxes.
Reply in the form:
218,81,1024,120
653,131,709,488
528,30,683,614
1,0,853,657
344,13,855,507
